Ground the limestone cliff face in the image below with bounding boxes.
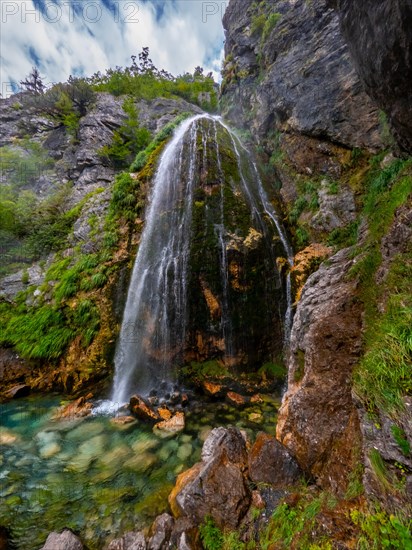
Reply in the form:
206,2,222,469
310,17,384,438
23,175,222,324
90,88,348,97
221,0,382,150
331,0,412,154
276,247,363,494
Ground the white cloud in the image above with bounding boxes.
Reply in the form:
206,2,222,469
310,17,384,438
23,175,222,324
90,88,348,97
0,0,226,96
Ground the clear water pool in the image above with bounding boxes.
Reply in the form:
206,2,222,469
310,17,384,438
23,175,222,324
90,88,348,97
0,394,279,549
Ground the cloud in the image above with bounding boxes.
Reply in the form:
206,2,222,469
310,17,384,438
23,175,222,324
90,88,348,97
0,0,227,96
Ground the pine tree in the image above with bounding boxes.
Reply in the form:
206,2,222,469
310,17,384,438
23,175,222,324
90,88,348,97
20,67,45,95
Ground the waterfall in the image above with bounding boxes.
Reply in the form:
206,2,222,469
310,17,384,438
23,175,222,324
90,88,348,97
111,114,294,405
111,116,202,404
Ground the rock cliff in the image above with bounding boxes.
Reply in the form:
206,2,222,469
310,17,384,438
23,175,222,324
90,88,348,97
331,0,412,154
222,0,412,517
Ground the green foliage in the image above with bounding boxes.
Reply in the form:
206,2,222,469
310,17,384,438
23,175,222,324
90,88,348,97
295,226,310,248
199,517,224,550
251,13,266,35
327,220,359,248
181,360,228,380
130,112,191,172
0,139,54,187
378,111,395,148
351,158,412,415
72,299,100,347
345,462,364,500
369,449,392,490
262,12,282,42
0,304,75,360
99,98,150,168
258,361,287,379
391,425,411,456
350,507,412,549
289,196,307,224
90,48,218,112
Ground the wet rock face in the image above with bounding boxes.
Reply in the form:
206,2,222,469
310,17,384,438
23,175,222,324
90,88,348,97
222,0,382,150
276,248,363,494
332,0,412,153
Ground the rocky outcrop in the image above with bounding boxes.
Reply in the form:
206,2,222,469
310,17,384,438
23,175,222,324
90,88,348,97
331,0,412,154
248,432,302,486
221,0,382,151
107,531,147,550
169,427,250,529
277,248,363,494
40,529,83,550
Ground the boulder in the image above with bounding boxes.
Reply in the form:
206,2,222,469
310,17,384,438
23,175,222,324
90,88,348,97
148,513,174,550
226,391,246,407
5,384,31,399
202,381,224,397
41,529,83,550
154,412,185,435
107,531,146,550
248,433,302,487
110,416,137,427
53,397,92,421
130,395,160,423
157,406,172,420
169,428,250,530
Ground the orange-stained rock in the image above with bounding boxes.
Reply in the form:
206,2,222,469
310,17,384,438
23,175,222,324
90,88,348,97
277,248,363,495
53,396,92,421
226,391,246,407
157,406,172,421
154,411,185,434
130,395,160,422
200,278,221,320
169,428,250,529
250,394,263,404
291,243,332,302
202,381,223,397
169,463,203,518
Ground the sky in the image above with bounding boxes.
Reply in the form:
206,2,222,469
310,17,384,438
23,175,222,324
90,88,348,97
0,0,228,97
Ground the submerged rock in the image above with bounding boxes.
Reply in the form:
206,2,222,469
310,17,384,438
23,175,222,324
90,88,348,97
53,397,92,421
110,416,137,430
0,428,19,445
41,528,83,550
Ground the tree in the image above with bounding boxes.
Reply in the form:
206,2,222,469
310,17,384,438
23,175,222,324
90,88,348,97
20,67,45,95
66,76,96,116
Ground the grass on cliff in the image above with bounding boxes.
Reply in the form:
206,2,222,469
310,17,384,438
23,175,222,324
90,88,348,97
350,157,412,416
199,492,412,550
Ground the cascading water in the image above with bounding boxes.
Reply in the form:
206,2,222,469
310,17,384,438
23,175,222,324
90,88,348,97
111,116,202,404
111,114,294,405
